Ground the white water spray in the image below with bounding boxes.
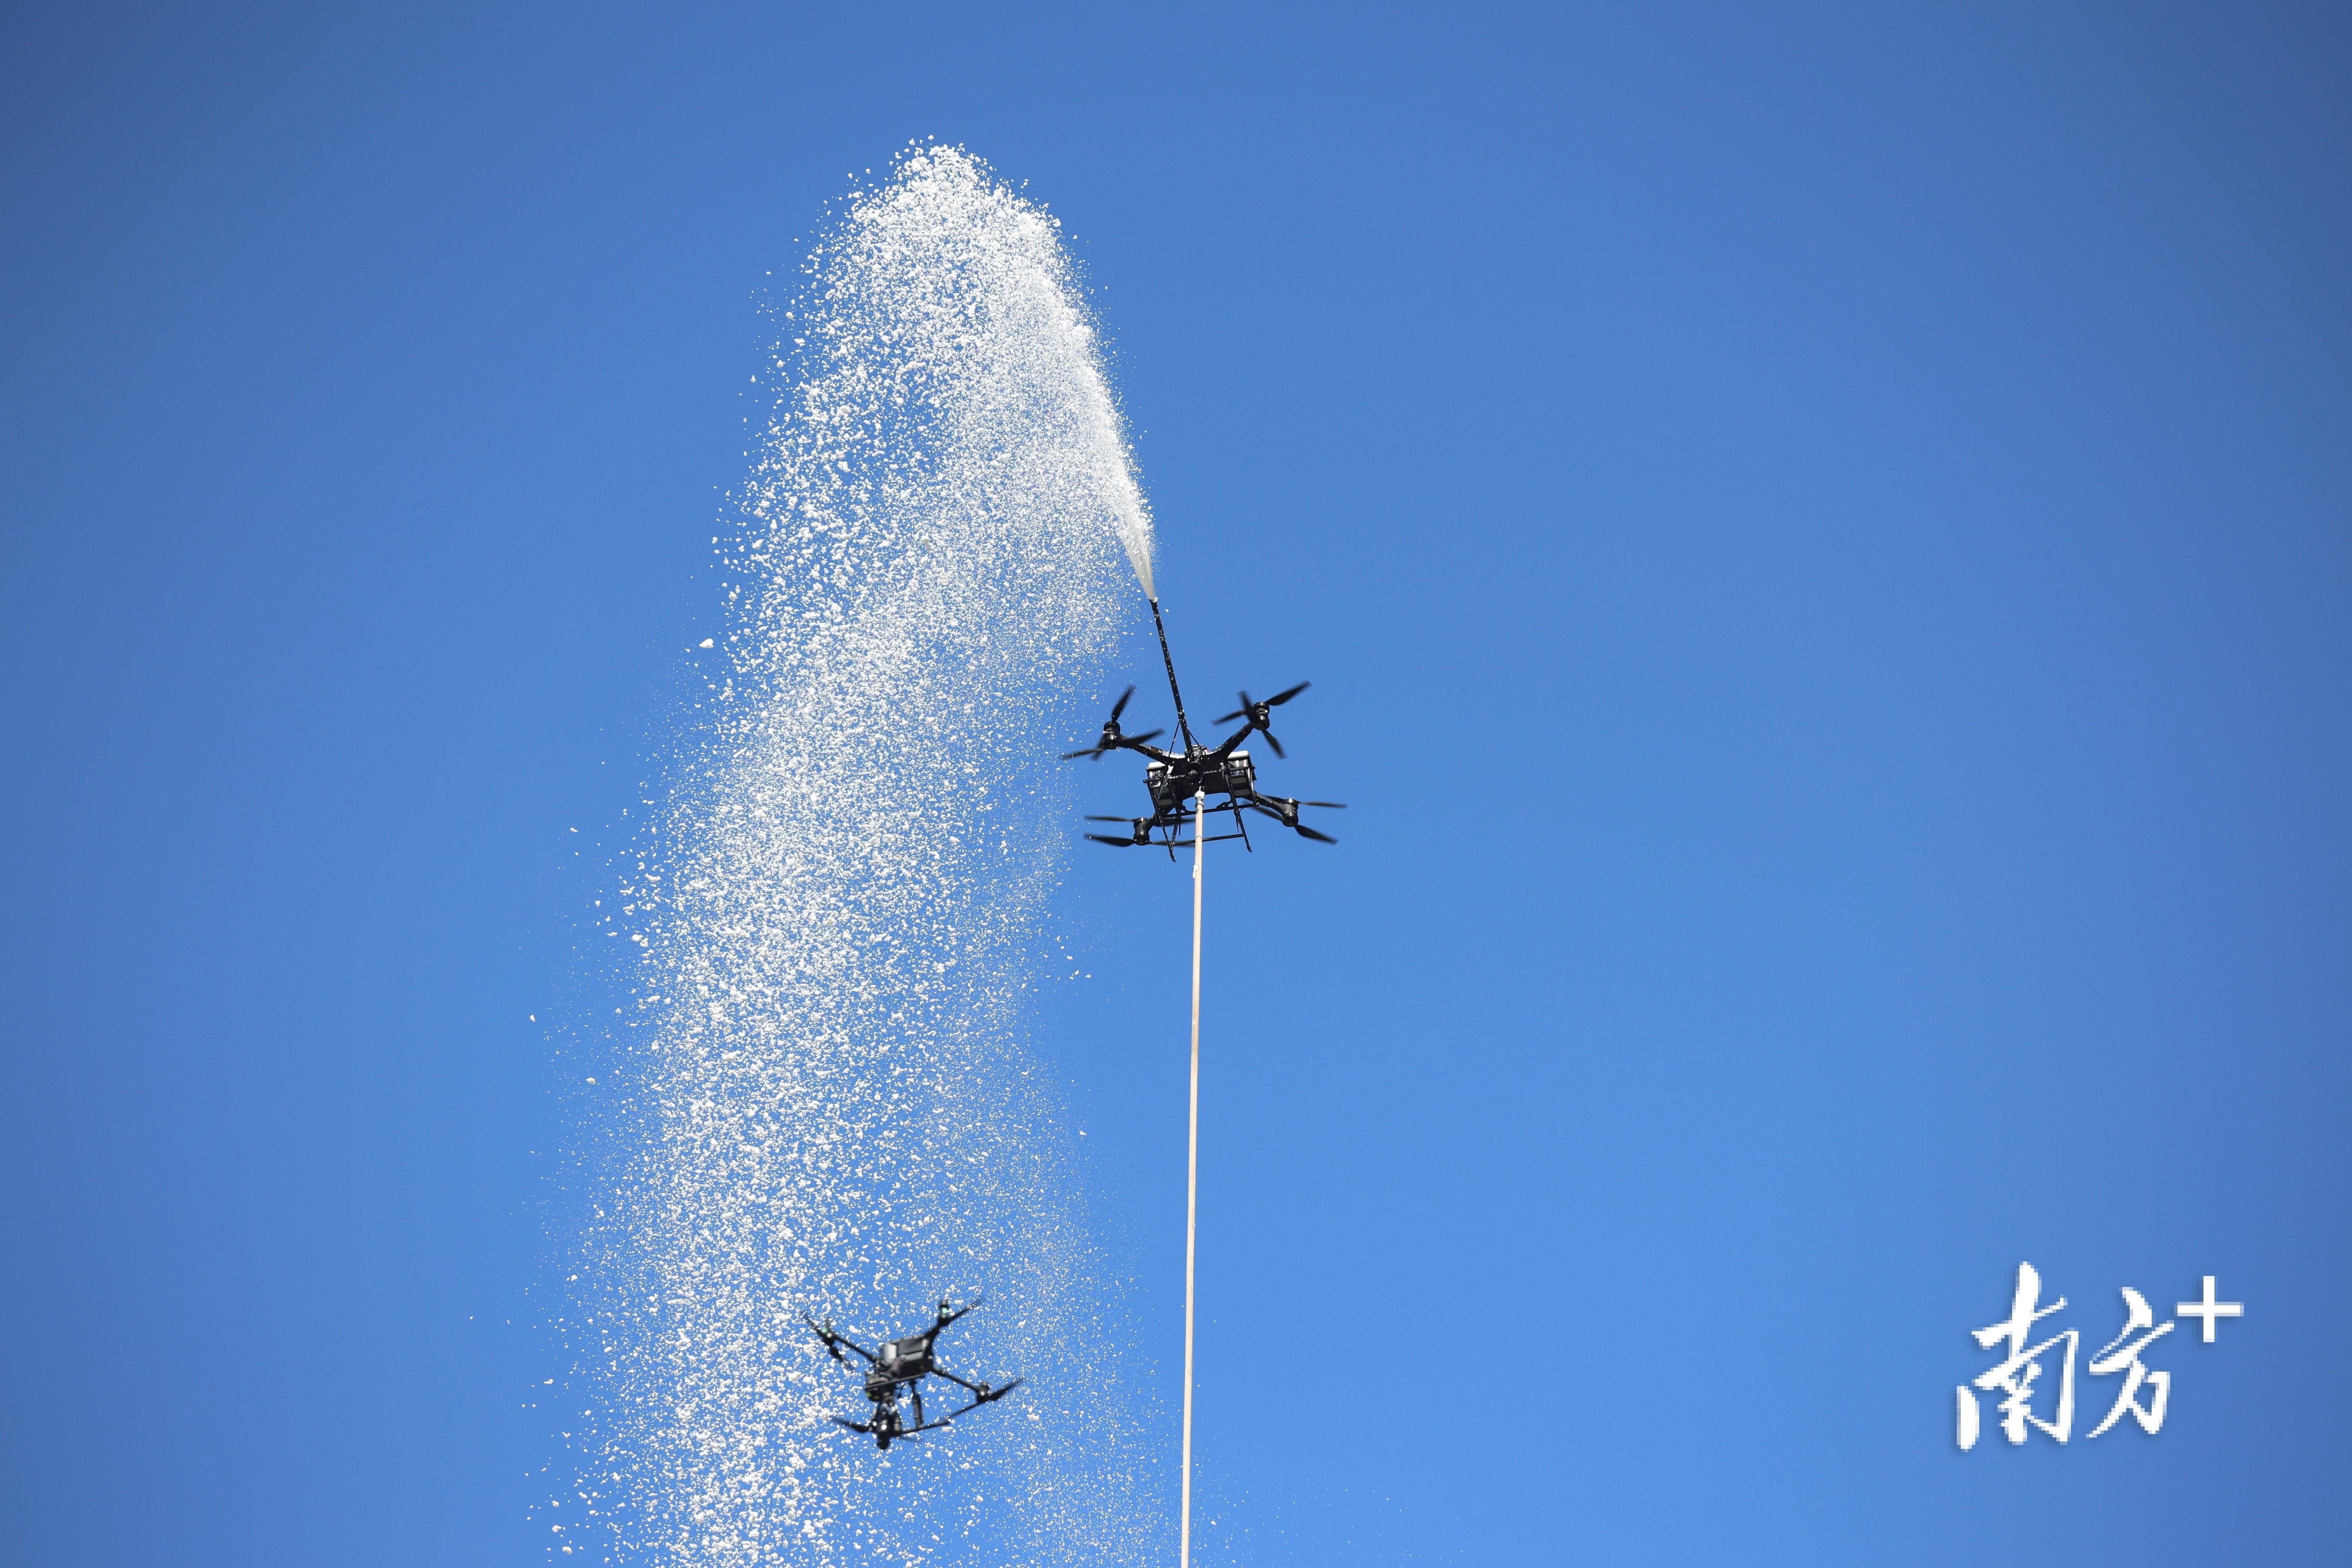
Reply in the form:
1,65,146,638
572,146,1160,1566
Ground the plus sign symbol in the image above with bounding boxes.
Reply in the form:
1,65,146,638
2176,1276,2245,1343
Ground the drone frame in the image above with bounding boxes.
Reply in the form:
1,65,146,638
1073,695,1343,859
805,1299,1023,1448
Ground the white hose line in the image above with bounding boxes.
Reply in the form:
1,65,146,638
1180,788,1205,1568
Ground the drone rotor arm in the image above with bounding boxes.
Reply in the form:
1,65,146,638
817,1325,882,1367
1245,791,1342,831
803,1312,867,1364
931,1368,1024,1414
1207,723,1257,760
930,1365,984,1397
968,1376,1024,1408
931,1365,1022,1402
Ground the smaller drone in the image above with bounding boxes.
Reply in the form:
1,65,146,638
804,1297,1022,1451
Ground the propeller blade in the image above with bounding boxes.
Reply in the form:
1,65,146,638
1266,681,1310,706
975,1377,1024,1404
831,1416,872,1434
1214,689,1254,724
1085,834,1137,848
1059,747,1105,761
1084,815,1135,822
1294,823,1338,844
1108,684,1135,724
1300,801,1347,809
1125,728,1164,745
1260,728,1286,760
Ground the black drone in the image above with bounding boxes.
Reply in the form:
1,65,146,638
1063,599,1343,855
804,1297,1022,1451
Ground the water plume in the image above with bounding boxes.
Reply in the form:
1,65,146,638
569,145,1158,1566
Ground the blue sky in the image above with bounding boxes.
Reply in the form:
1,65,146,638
3,3,2347,1562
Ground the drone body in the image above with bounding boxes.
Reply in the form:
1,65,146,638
1065,600,1342,855
1068,682,1342,854
806,1298,1021,1450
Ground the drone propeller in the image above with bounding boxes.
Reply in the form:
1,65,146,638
1246,799,1340,845
1062,686,1165,759
1085,833,1138,848
1214,681,1310,759
1214,681,1309,724
1247,794,1343,813
1060,731,1162,761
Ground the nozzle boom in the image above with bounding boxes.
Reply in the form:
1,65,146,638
1150,597,1196,749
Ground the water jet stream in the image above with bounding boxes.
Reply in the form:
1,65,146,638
571,145,1160,1567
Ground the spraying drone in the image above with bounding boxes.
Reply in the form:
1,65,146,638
1063,600,1343,855
805,1297,1022,1451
